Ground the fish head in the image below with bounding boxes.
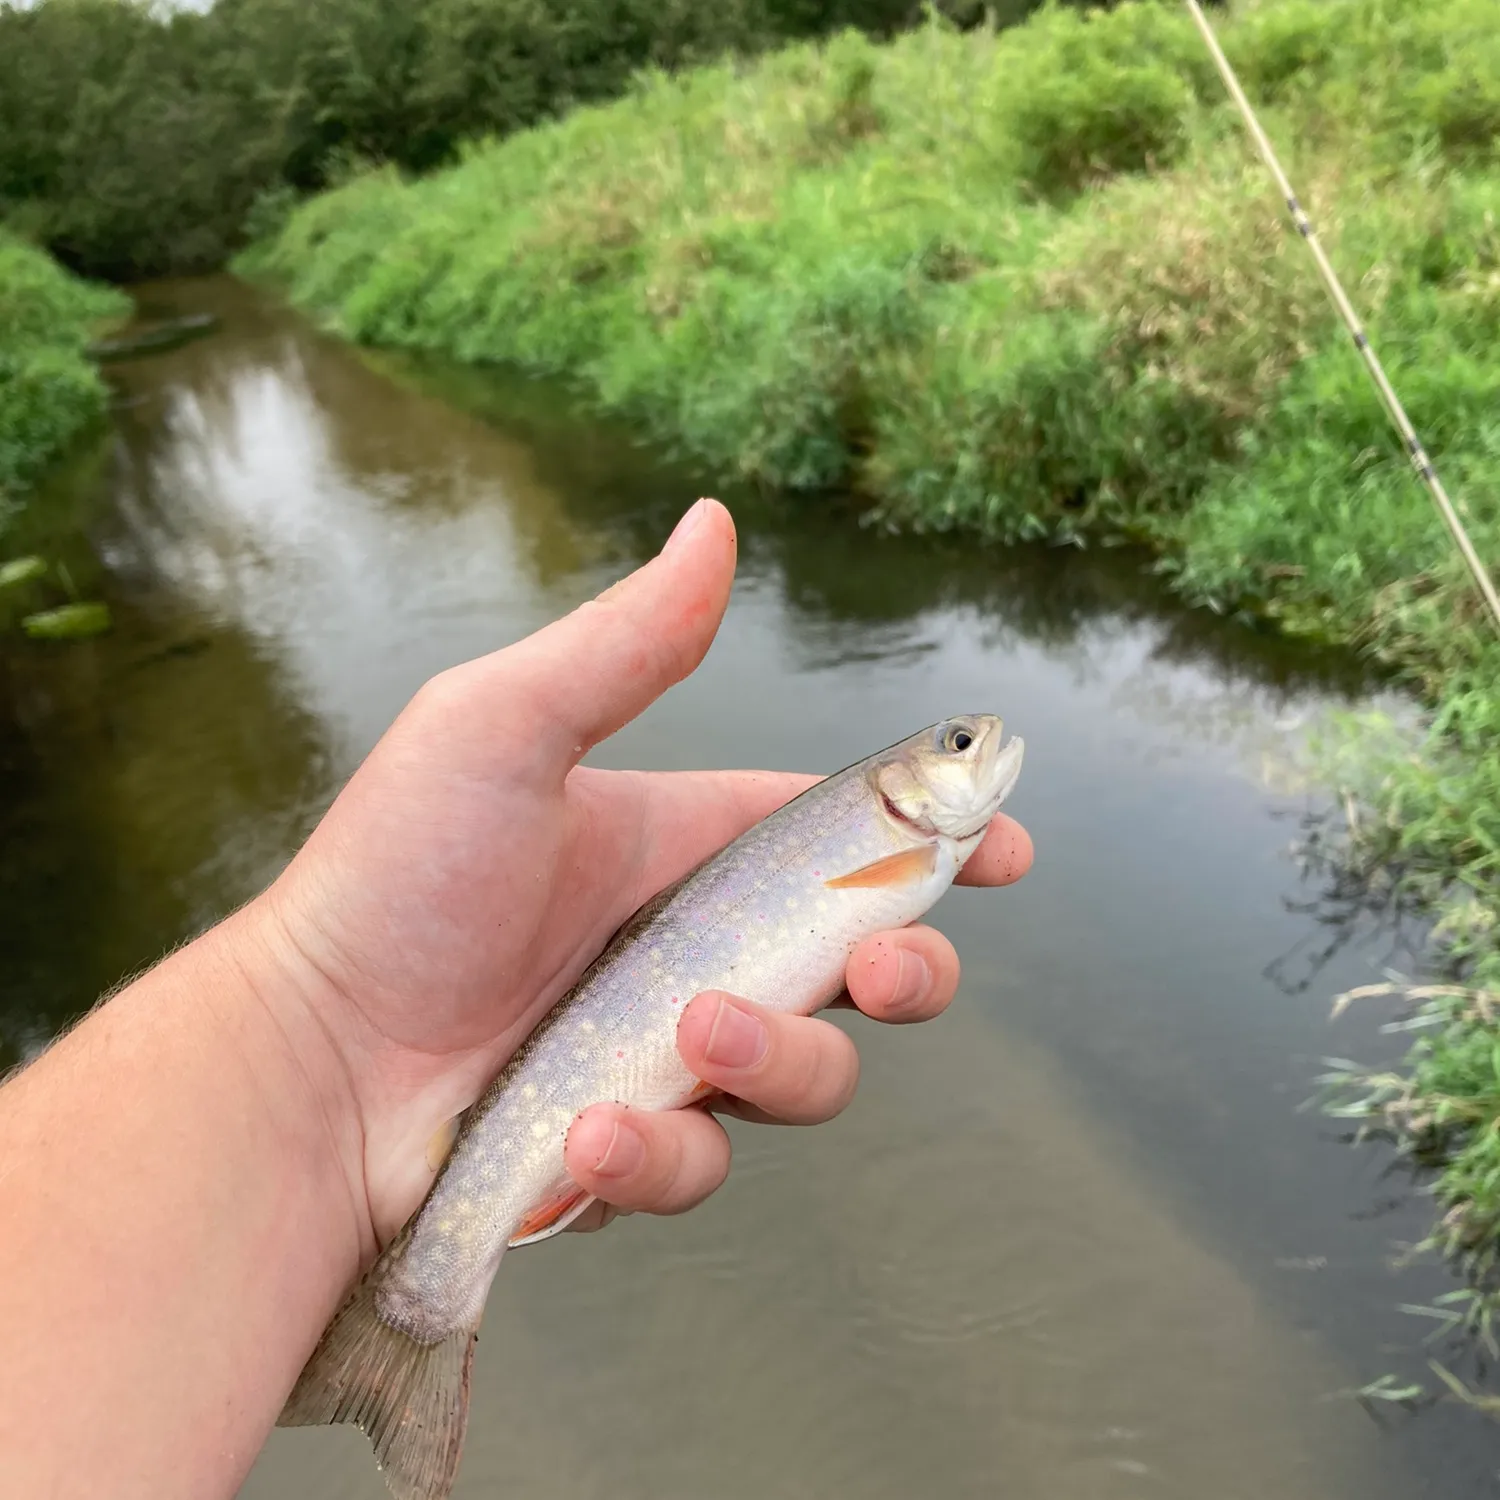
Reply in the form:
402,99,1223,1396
873,714,1024,843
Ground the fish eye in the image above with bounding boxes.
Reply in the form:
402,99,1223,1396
943,724,974,753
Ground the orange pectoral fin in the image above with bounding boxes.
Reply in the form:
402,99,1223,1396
824,844,937,889
508,1186,594,1248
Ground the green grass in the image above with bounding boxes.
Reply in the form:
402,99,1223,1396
0,233,127,638
0,232,128,508
244,0,1500,1319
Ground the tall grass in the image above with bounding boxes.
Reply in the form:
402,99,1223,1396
246,0,1500,1303
0,234,126,639
0,233,128,509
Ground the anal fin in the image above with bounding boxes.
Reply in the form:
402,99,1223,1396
508,1185,596,1248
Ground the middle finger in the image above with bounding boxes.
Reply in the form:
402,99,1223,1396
674,991,860,1126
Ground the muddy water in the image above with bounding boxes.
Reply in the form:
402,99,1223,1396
2,277,1491,1497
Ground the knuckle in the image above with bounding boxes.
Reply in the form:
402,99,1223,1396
408,664,470,724
928,929,960,969
684,1123,732,1208
638,1113,685,1196
769,1017,856,1120
813,1025,860,1113
791,1022,831,1099
647,1113,728,1216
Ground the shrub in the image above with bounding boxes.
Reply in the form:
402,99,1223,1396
0,233,127,496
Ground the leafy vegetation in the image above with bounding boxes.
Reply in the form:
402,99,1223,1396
244,0,1500,1305
0,0,1057,279
0,232,127,500
0,233,126,639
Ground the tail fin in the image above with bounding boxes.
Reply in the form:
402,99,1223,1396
279,1275,477,1500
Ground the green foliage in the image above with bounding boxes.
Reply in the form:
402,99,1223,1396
249,0,1500,1285
0,236,122,644
1222,0,1500,165
1223,0,1341,101
0,557,48,590
0,0,1050,279
19,601,111,640
0,0,287,278
0,233,127,498
0,551,113,642
996,2,1207,196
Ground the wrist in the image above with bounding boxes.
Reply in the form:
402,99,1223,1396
0,889,375,1497
188,891,375,1271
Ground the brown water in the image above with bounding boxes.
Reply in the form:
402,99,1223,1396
3,276,1493,1497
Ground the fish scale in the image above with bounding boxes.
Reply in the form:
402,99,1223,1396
280,714,1024,1500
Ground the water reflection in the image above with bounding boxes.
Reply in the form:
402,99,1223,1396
382,344,1402,800
371,348,1379,687
0,277,1477,1498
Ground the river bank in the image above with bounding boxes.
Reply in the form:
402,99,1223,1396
239,0,1500,1314
0,233,126,507
0,235,129,638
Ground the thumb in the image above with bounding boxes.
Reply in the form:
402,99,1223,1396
468,498,737,774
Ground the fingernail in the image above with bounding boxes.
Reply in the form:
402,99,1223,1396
890,950,932,1013
664,498,711,554
591,1117,646,1179
703,996,768,1070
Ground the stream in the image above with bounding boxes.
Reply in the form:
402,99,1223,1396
2,275,1491,1498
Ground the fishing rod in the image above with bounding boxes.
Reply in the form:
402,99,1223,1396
1182,0,1500,633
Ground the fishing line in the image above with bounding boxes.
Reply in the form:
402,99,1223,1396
1182,0,1500,632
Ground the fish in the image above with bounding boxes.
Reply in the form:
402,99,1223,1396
278,714,1025,1500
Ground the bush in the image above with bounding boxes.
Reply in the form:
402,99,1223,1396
1224,0,1341,102
0,233,128,497
997,3,1207,196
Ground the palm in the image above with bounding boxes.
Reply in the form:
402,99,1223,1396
278,724,821,1231
289,748,815,1061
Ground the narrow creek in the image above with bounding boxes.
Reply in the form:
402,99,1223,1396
2,276,1491,1497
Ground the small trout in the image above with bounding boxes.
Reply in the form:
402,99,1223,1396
280,715,1024,1499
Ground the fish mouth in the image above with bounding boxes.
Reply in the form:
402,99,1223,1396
960,724,1024,838
986,733,1025,808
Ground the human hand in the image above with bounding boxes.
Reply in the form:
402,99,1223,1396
257,498,1033,1260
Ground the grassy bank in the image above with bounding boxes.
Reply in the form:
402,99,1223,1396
0,234,128,636
0,233,127,508
246,0,1500,1306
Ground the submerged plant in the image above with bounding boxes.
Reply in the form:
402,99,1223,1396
0,551,111,642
